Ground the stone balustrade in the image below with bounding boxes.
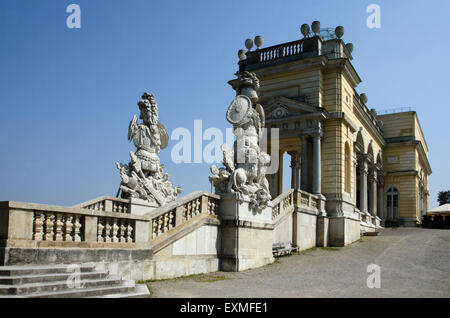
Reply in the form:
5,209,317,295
271,189,295,221
0,191,220,251
241,38,307,70
272,189,326,223
294,189,324,213
0,201,149,248
76,196,131,214
148,191,220,240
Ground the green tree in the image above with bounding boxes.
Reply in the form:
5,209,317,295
437,191,450,206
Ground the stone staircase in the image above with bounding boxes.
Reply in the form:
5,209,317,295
0,264,150,298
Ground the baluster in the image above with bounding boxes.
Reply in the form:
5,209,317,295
191,201,196,218
168,211,174,230
63,216,73,241
73,215,82,242
158,216,164,235
163,213,169,233
152,218,158,239
111,219,119,242
33,212,44,241
186,202,192,220
54,213,63,241
212,200,217,214
104,218,111,242
192,200,197,217
195,199,200,215
126,221,133,243
119,220,126,242
44,212,54,241
97,218,105,242
207,200,212,214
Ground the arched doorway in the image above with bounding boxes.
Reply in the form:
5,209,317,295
386,187,399,221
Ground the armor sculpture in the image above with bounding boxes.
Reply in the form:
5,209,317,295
209,72,271,210
116,93,182,206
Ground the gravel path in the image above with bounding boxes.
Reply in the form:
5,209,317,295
149,228,450,298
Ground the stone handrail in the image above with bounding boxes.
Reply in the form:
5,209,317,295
0,201,149,247
147,191,220,240
271,189,295,222
243,39,305,67
294,189,323,212
75,196,131,214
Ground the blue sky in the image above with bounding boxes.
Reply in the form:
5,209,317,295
0,0,449,208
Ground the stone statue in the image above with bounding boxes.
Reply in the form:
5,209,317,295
116,93,182,206
209,71,271,211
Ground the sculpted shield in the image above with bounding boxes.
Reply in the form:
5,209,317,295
157,122,169,150
226,95,251,125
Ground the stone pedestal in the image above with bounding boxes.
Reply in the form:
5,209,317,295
218,194,274,272
316,215,329,247
129,198,158,215
328,215,361,247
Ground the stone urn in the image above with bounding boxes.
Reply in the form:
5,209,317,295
335,26,344,39
254,36,263,49
300,24,310,38
311,21,321,35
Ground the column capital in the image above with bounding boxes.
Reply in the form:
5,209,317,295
368,171,377,183
359,160,369,174
311,132,323,139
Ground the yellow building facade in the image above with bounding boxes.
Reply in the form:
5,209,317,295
238,26,431,230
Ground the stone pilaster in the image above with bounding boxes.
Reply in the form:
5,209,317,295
289,151,300,190
312,133,322,195
368,169,377,217
377,174,384,219
301,137,309,192
359,158,368,214
353,152,358,207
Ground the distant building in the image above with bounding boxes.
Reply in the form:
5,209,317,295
238,25,431,227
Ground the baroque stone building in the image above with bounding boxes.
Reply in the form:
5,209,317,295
0,23,432,297
238,23,431,229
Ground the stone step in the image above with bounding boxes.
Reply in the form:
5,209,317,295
0,264,150,298
0,270,109,285
90,284,150,298
23,281,137,298
0,277,123,295
0,264,96,276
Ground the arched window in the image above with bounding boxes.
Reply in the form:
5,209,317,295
345,142,351,193
386,187,399,220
